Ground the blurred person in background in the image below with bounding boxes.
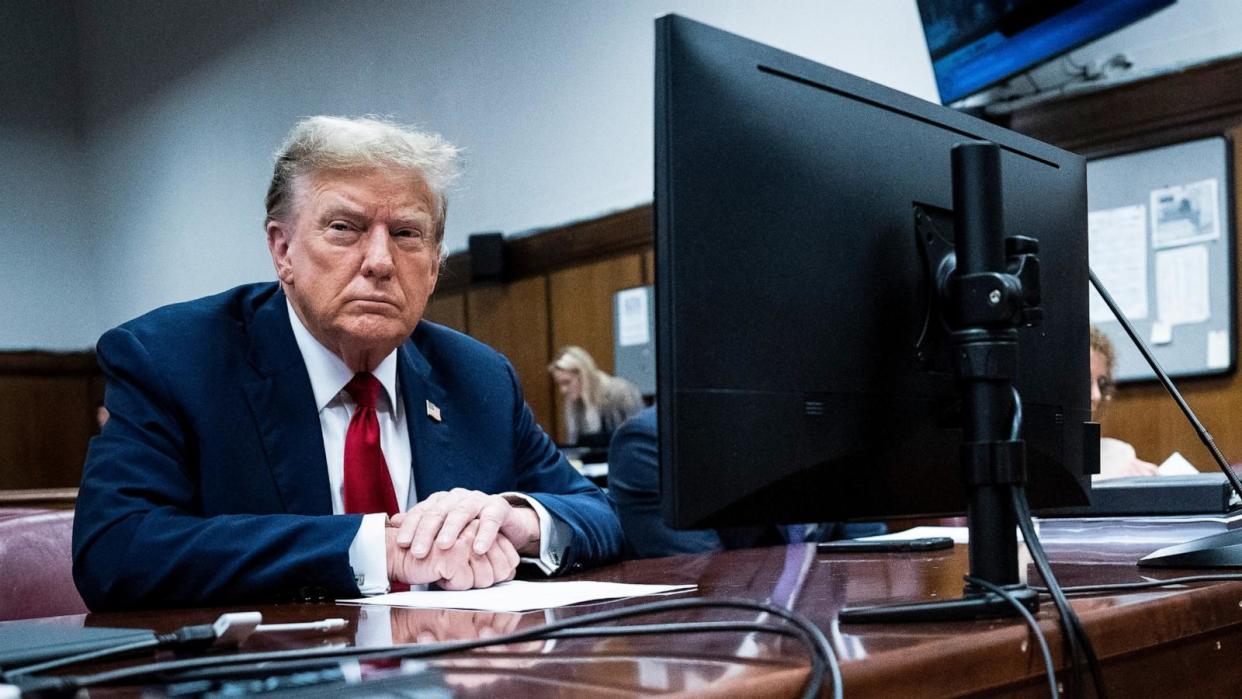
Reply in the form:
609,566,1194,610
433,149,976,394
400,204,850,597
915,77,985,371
548,346,642,447
1091,325,1158,479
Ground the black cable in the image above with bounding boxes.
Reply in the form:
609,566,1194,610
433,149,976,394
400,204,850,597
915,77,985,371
965,575,1058,699
96,601,834,699
169,620,801,682
1089,269,1242,501
2,637,161,681
1008,388,1085,697
1033,573,1242,596
1014,487,1106,699
32,597,842,699
3,621,220,681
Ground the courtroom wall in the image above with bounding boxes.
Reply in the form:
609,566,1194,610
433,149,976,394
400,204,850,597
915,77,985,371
0,2,99,349
9,1,1242,351
8,0,936,350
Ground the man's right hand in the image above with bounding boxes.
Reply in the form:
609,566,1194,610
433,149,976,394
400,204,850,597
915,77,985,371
386,520,520,590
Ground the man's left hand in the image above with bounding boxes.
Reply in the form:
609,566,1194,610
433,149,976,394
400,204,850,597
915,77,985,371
391,488,542,558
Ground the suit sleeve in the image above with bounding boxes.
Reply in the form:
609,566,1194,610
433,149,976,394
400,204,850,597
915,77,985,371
500,359,622,573
72,327,362,611
606,411,723,559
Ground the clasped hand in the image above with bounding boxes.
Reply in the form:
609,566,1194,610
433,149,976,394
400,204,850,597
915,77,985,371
386,488,542,590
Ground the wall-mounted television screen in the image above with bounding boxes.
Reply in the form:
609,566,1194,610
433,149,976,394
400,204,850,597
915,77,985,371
919,0,1175,104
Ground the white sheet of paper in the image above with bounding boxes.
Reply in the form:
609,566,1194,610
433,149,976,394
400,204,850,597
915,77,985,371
1208,329,1230,369
1157,452,1199,476
341,580,696,612
861,525,968,545
1150,178,1220,249
1088,204,1149,323
1155,245,1210,326
616,287,650,347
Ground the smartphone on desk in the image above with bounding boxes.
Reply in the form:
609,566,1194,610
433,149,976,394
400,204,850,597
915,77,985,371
816,536,955,553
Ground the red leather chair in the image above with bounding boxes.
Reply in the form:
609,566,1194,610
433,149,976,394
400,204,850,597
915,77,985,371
0,509,88,620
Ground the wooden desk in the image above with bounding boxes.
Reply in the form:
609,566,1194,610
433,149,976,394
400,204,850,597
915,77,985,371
10,520,1242,697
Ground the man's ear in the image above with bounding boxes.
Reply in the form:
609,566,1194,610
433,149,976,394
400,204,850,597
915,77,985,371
267,220,295,284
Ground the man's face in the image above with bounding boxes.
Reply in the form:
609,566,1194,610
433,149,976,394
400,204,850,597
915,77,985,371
267,168,440,367
1089,349,1109,418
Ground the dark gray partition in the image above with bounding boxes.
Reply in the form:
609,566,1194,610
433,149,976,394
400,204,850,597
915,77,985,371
1088,136,1234,382
613,285,655,396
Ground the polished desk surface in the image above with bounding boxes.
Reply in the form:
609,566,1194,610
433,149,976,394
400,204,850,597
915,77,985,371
13,519,1242,697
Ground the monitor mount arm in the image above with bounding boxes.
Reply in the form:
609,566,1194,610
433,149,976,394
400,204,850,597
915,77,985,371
842,141,1044,623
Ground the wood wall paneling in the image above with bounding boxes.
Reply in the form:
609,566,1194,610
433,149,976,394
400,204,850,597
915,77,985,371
642,250,655,286
548,254,645,443
466,277,556,436
0,375,97,489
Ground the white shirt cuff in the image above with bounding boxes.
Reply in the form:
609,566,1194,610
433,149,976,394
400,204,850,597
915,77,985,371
349,513,391,595
502,492,562,575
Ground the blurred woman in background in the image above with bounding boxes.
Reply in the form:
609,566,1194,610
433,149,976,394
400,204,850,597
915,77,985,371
549,346,643,446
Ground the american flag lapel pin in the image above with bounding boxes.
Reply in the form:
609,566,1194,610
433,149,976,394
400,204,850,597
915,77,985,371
426,400,442,422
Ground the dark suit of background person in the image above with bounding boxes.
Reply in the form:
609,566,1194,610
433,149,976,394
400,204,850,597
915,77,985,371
608,407,884,559
73,116,622,611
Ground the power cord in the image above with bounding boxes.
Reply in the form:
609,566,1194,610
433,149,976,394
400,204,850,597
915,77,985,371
2,612,350,683
1009,387,1101,698
6,597,841,699
1033,573,1242,596
965,575,1058,699
1014,487,1106,699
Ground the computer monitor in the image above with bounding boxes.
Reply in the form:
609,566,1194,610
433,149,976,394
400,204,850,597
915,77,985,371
655,15,1095,531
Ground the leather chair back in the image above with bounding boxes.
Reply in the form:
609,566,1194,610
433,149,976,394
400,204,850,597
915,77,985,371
0,509,88,620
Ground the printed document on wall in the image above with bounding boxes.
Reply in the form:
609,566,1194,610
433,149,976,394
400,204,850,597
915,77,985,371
1150,178,1220,249
1155,244,1210,327
1088,204,1148,324
616,287,650,347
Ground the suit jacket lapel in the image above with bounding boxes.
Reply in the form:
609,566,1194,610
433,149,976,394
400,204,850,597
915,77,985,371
241,288,334,516
398,336,452,501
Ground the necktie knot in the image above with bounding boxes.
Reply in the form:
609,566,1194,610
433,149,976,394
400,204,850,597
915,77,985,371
346,372,382,410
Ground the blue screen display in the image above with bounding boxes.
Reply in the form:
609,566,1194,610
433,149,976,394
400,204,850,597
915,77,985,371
919,0,1175,104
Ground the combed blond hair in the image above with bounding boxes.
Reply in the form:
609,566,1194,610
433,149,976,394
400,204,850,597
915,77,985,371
264,115,460,251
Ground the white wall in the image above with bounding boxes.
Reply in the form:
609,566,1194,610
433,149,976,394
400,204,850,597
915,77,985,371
0,2,99,349
12,0,1239,349
60,0,936,349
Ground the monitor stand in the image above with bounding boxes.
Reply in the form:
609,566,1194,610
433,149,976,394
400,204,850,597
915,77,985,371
840,141,1045,625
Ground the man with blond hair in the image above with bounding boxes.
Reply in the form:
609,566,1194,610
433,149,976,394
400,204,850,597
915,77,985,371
74,116,622,610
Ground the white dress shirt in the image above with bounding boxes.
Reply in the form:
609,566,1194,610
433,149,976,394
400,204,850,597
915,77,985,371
286,302,559,594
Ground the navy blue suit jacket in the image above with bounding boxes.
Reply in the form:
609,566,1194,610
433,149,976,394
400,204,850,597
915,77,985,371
73,283,622,610
607,407,781,558
608,407,883,559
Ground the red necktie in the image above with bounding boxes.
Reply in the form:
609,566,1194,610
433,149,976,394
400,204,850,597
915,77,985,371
343,372,399,516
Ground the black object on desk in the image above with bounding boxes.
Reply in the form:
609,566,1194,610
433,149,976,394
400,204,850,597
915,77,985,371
1040,473,1239,518
0,623,154,670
